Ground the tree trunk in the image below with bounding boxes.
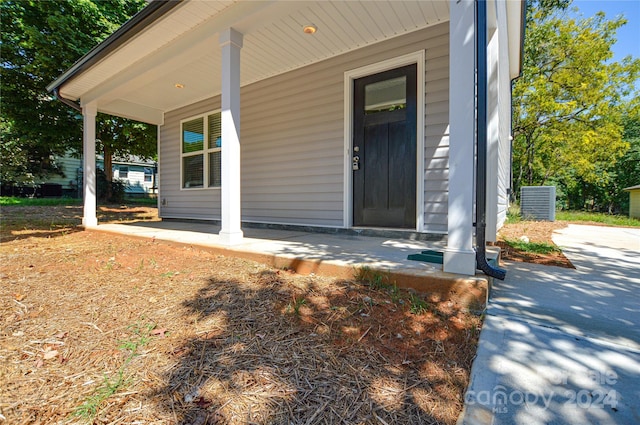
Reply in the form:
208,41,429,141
527,143,534,185
104,145,113,202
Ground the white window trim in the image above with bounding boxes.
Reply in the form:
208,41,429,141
179,109,222,190
343,51,426,231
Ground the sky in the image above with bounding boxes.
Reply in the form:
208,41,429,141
572,0,640,62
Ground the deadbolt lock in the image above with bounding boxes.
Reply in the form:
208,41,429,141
352,155,360,171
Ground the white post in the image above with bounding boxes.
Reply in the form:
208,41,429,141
486,28,499,242
82,102,98,227
444,0,476,276
218,28,244,245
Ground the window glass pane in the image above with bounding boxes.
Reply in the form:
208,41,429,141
208,151,221,187
119,166,129,178
144,167,152,182
208,113,222,149
182,118,204,153
182,155,203,188
364,76,406,114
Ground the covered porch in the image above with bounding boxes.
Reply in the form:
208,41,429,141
48,0,524,277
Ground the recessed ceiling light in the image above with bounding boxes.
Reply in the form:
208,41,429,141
175,83,185,89
303,24,317,35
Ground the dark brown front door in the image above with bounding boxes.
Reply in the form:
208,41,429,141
353,64,417,228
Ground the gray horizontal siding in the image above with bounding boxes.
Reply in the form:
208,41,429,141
422,28,449,233
159,96,222,220
160,22,450,231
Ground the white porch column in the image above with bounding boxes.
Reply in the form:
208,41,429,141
82,102,98,227
444,0,476,275
218,28,244,245
486,28,500,242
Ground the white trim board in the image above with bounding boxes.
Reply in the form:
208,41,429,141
343,51,426,232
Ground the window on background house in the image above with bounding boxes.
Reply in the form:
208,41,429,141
144,167,153,183
119,166,129,179
181,111,221,188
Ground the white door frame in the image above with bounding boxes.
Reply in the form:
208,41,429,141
343,51,426,231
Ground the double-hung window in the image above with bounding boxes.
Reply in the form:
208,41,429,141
181,111,222,189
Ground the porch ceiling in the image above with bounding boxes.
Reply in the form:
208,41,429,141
55,0,450,124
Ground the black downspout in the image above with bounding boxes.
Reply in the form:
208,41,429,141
475,0,507,280
53,88,82,112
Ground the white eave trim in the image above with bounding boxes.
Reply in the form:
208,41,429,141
46,0,182,94
98,100,165,126
506,0,525,79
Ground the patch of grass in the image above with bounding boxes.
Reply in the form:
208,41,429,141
506,204,522,224
409,294,429,315
72,370,129,420
354,266,373,282
504,205,639,227
0,196,157,208
556,211,640,227
0,196,82,206
355,267,406,306
72,321,156,421
389,284,403,304
118,322,155,352
355,267,393,290
370,273,387,290
503,238,561,254
286,297,307,316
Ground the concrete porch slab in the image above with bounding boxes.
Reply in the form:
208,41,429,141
90,220,490,308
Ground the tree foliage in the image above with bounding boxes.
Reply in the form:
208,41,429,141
601,112,640,212
512,0,640,212
0,0,153,185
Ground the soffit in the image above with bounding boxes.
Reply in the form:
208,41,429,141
60,0,234,101
59,0,450,123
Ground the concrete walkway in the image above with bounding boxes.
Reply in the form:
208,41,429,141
460,225,640,425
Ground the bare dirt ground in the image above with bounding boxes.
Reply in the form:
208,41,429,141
494,220,574,268
0,205,481,425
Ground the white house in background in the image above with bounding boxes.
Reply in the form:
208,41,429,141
47,0,524,276
44,154,157,196
110,156,158,196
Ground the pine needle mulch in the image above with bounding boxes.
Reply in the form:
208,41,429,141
0,206,481,424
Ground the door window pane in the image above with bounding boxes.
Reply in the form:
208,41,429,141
364,76,406,114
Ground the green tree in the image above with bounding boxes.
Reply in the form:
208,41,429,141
610,113,640,212
512,1,640,207
0,0,153,187
97,114,156,200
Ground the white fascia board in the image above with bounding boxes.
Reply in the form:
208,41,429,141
97,99,164,125
506,0,525,79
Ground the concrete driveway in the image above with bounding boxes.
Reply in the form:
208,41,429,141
459,224,640,425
